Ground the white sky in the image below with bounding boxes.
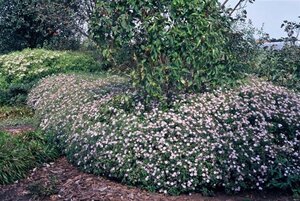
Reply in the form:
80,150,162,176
221,0,300,38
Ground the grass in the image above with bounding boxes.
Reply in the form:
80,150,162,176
0,105,59,185
0,117,37,130
0,130,59,185
0,106,34,120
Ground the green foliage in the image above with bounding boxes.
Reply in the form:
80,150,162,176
0,49,102,105
0,0,83,54
0,106,35,132
0,130,59,185
0,106,34,121
227,20,260,73
255,45,300,91
90,0,244,103
281,16,300,44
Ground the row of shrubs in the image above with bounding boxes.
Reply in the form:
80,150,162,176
0,48,102,105
0,130,59,184
28,74,300,195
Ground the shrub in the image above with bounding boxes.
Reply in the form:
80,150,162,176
91,0,244,103
28,74,300,195
255,45,300,92
0,130,59,184
0,48,102,105
227,20,260,74
0,0,82,54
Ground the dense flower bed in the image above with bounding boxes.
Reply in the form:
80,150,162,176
28,74,300,195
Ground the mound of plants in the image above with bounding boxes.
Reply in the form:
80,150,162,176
0,48,102,105
28,74,300,195
0,130,59,184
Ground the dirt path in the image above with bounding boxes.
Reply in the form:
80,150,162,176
0,157,296,201
1,125,35,135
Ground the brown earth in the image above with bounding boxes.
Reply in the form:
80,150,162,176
1,125,35,135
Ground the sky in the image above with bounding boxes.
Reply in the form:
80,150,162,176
222,0,300,39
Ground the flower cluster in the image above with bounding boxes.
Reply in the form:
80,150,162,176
28,74,300,195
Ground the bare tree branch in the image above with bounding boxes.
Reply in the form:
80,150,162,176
221,0,230,9
229,0,244,16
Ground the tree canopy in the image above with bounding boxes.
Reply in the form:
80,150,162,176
0,0,96,54
90,0,249,103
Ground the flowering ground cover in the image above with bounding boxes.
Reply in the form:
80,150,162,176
28,74,300,196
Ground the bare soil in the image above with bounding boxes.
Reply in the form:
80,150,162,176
1,125,35,135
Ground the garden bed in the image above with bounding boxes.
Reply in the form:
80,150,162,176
0,157,294,201
26,74,300,196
